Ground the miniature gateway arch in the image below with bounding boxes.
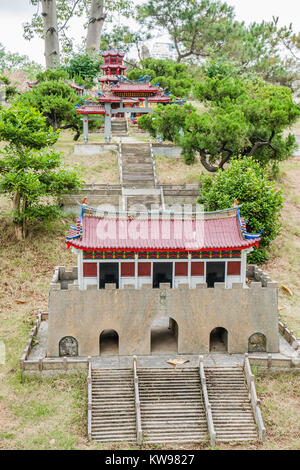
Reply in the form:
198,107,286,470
47,204,279,357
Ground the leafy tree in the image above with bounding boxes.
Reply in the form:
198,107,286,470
100,26,152,62
0,105,82,239
138,103,193,141
137,0,235,63
25,0,133,63
137,1,300,89
14,70,82,140
0,75,17,101
198,157,284,264
64,52,103,85
127,58,193,97
139,73,300,175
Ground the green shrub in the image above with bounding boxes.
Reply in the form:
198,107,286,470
198,157,284,263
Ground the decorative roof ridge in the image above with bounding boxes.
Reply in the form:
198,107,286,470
78,203,243,217
237,208,262,240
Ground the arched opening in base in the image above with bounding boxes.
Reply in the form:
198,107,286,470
59,336,78,357
248,333,266,353
150,317,178,354
209,327,228,352
99,329,119,355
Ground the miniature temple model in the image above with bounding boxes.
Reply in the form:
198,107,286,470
76,49,171,142
47,204,279,357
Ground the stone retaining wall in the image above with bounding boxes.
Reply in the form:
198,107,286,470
47,280,279,356
73,143,118,155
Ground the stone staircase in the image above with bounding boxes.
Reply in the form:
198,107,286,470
123,188,162,211
122,143,155,189
138,368,208,444
205,366,258,442
121,143,163,210
112,120,128,136
91,368,136,442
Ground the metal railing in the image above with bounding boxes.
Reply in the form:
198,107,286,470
118,138,123,185
160,185,166,210
244,353,266,442
87,356,92,441
133,355,143,445
149,138,158,187
199,356,216,447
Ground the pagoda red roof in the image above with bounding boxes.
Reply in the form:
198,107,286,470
148,94,171,103
76,105,105,115
101,65,127,70
99,76,119,82
98,94,121,103
67,214,259,252
102,49,124,57
112,82,159,96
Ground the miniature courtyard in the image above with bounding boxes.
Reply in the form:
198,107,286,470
0,12,299,447
17,120,300,445
11,51,300,444
1,126,300,449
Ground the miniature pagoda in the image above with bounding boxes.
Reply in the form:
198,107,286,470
99,49,126,84
76,49,171,142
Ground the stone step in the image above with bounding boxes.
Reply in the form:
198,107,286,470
205,366,258,442
139,367,207,443
92,422,136,429
91,368,136,443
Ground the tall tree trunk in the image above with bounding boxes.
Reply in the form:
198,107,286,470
41,0,60,69
13,191,23,240
86,0,105,56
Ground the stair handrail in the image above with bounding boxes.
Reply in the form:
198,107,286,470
149,138,158,188
160,185,166,211
87,356,92,441
199,356,216,447
118,138,123,185
244,353,266,442
133,355,143,445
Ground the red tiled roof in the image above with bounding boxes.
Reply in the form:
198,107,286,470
67,215,258,251
148,94,171,103
102,50,124,57
76,106,105,115
98,94,121,103
100,65,127,69
112,83,159,95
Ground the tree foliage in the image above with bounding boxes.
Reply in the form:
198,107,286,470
139,72,300,175
65,53,103,80
100,25,151,61
0,42,42,79
138,103,193,141
137,1,300,88
127,58,193,97
198,157,284,264
25,0,133,60
0,105,81,239
14,70,82,140
137,0,235,63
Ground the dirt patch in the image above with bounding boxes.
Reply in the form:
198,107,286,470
263,157,300,336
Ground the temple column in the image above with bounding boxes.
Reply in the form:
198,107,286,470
241,250,247,287
83,115,89,143
104,102,112,143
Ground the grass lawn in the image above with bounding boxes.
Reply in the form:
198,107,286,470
0,132,299,449
55,131,119,185
156,155,205,184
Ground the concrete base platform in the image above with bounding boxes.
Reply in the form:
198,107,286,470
27,319,299,370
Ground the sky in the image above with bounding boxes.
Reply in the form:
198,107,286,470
0,0,299,66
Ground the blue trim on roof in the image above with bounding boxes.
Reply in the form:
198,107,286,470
237,209,262,240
